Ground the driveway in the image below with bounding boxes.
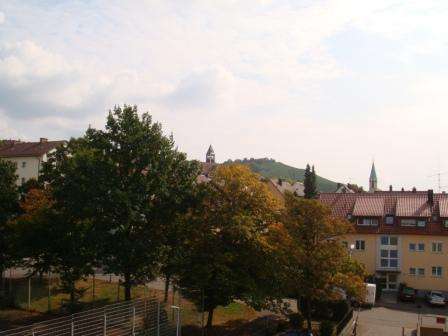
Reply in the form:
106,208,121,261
357,293,448,336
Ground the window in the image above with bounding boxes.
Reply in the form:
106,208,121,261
444,220,448,229
22,161,26,168
358,218,379,226
417,220,426,228
432,242,443,253
409,268,416,276
385,215,394,225
21,177,25,185
418,268,425,276
380,249,399,268
381,236,398,246
355,240,365,251
401,219,417,227
409,243,416,251
432,266,443,277
417,243,425,252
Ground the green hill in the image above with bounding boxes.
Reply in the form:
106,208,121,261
225,158,339,192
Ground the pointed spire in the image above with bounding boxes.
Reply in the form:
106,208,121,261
370,162,377,182
206,145,215,164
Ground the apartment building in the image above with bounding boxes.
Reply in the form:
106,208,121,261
0,138,65,185
319,187,448,293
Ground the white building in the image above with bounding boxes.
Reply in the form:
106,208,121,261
0,138,66,185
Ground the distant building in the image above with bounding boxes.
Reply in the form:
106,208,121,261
206,145,215,164
0,138,66,185
270,178,305,197
335,183,355,193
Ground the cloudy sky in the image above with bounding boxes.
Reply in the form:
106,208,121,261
1,0,448,190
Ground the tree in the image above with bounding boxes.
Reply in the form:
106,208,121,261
179,164,280,329
271,194,365,332
42,105,200,301
347,183,364,193
0,159,19,289
303,164,317,199
15,188,96,307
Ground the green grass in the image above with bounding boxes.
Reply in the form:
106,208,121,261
1,278,262,330
226,158,339,192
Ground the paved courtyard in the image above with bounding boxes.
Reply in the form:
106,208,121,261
357,293,448,336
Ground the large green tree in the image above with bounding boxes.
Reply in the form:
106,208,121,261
0,159,19,288
42,105,200,300
179,164,280,329
271,194,365,332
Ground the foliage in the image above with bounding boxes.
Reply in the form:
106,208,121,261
225,158,339,192
304,164,317,199
319,320,335,336
41,105,200,301
0,159,19,283
179,164,281,328
289,312,304,330
270,194,365,332
15,188,95,307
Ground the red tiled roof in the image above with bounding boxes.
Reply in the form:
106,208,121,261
0,140,65,158
396,197,431,217
352,197,385,217
439,198,448,218
319,191,446,219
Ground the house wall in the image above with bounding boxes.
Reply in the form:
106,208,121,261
4,156,42,185
343,233,448,292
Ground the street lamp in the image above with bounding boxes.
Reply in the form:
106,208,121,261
349,244,355,258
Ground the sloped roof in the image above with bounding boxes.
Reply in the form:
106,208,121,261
0,140,65,158
440,198,448,218
352,197,385,216
396,197,432,217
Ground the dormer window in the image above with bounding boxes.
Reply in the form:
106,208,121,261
358,217,379,226
417,219,426,228
444,220,448,229
385,215,394,225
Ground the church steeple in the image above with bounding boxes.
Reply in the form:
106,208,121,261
369,162,378,192
206,145,215,164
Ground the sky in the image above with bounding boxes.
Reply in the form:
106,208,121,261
1,0,448,191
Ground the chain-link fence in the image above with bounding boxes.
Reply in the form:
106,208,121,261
0,297,179,336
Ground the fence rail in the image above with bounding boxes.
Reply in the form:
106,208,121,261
0,298,179,336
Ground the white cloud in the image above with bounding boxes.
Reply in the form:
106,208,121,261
0,12,4,24
1,0,448,189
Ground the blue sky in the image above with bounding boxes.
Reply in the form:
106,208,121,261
1,0,448,190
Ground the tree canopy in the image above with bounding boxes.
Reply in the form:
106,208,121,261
41,105,200,300
179,164,281,328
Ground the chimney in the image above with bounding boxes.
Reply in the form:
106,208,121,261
40,138,48,143
401,187,405,192
389,185,393,192
412,187,417,193
428,189,434,205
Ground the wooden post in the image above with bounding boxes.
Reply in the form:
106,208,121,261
103,313,107,336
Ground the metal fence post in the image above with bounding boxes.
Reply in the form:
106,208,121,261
103,313,107,336
71,320,74,336
157,302,160,336
132,306,136,335
28,277,31,311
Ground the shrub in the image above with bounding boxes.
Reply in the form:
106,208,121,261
330,300,350,322
289,312,304,329
319,320,335,336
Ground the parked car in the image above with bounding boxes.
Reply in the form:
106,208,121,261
398,286,416,302
426,291,446,306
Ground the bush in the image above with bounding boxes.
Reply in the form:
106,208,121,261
330,300,350,322
319,320,335,336
289,312,304,329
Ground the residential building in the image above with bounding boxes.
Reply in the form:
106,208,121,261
0,138,65,185
320,170,448,293
270,178,305,197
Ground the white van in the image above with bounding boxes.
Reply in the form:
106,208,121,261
364,283,376,307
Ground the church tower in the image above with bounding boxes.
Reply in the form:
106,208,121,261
206,145,215,164
369,162,378,192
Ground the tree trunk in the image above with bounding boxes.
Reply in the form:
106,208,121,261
206,307,214,329
164,274,170,303
124,273,132,301
305,297,312,333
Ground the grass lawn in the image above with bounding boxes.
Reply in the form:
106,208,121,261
1,277,264,331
